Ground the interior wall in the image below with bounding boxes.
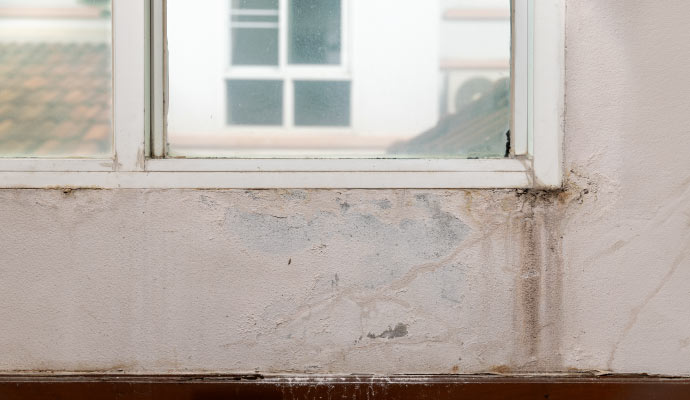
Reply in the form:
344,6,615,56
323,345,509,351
0,0,689,375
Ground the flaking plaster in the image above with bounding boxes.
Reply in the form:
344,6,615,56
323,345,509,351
0,0,689,376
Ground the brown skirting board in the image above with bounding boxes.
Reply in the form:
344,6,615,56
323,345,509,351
1,374,689,399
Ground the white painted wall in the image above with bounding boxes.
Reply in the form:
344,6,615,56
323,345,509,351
441,21,510,62
1,0,690,376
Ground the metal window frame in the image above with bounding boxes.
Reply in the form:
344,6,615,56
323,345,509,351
0,0,564,190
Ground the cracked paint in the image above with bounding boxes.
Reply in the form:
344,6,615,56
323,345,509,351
1,1,690,376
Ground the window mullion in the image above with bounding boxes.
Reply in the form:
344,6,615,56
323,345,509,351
279,0,290,127
279,0,288,69
341,0,350,71
527,0,535,157
532,0,564,188
285,79,295,129
150,0,166,158
113,0,148,171
512,0,530,156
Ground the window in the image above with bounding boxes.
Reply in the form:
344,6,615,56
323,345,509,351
0,0,112,157
166,0,515,159
231,0,280,66
166,0,354,157
224,0,349,128
0,0,564,189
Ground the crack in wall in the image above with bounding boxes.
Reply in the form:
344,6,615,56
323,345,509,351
607,239,690,370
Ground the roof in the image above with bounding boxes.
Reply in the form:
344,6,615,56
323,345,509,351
0,41,507,158
387,77,510,158
0,42,112,157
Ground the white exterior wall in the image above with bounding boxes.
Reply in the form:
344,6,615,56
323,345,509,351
350,0,438,137
1,0,690,376
167,0,227,135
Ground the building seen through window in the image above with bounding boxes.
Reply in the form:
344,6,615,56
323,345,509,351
0,0,511,159
167,0,511,158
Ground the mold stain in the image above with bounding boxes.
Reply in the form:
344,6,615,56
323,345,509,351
519,212,541,364
367,323,409,340
510,189,569,371
222,197,469,265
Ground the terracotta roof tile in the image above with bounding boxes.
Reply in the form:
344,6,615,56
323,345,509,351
388,78,510,158
0,42,112,157
33,139,61,155
0,120,13,135
0,140,31,154
84,124,109,141
73,142,101,155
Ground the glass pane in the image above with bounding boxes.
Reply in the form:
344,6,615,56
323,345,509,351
232,0,277,9
294,81,350,127
0,0,112,157
231,28,279,66
227,80,283,126
230,0,279,66
167,0,511,158
289,0,341,65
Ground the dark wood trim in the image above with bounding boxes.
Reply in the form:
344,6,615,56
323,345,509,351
1,374,690,399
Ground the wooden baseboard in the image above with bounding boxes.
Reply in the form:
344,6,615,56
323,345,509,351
1,374,689,399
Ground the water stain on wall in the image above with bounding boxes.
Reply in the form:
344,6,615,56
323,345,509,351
222,193,471,291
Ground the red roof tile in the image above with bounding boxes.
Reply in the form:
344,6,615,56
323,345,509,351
0,42,112,157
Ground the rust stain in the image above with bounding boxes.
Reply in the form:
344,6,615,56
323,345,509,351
510,186,571,371
512,195,542,370
490,365,513,374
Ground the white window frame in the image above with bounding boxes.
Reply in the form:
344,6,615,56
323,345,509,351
0,0,564,190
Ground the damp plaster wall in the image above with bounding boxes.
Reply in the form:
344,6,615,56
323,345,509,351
0,0,689,375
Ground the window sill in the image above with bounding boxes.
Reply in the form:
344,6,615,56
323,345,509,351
0,158,536,189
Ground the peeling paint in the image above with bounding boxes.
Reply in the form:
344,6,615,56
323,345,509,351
2,2,690,375
221,197,470,273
